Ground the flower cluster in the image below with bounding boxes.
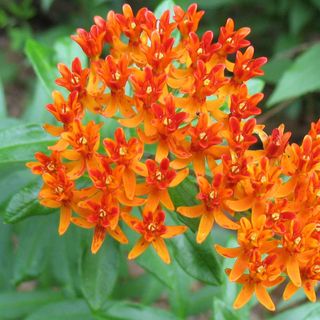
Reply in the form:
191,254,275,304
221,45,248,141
27,3,319,311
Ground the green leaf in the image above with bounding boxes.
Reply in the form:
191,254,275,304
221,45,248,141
246,78,265,95
0,123,56,166
0,77,7,117
4,179,51,223
262,57,293,85
171,230,223,286
155,0,176,19
135,244,175,289
80,237,120,311
267,44,320,106
40,0,55,12
25,39,58,95
270,303,320,320
0,220,13,290
13,216,56,284
0,290,63,320
212,298,241,320
25,299,93,320
96,300,178,320
289,0,313,35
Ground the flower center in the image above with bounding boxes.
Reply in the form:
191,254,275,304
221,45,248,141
146,86,152,94
105,175,113,185
119,146,127,156
155,52,164,59
257,265,265,273
78,136,87,145
294,236,301,245
250,232,257,241
46,162,55,171
203,79,210,86
130,22,136,29
54,186,64,194
114,71,121,81
235,134,244,143
156,171,163,181
197,47,203,55
272,212,280,221
99,209,107,218
238,102,246,111
313,264,320,273
163,117,172,126
199,132,207,140
147,223,157,232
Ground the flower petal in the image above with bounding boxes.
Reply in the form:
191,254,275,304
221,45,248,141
160,190,174,211
128,237,149,260
169,168,189,187
177,204,204,218
123,168,136,200
152,237,171,264
109,226,129,244
286,256,301,287
91,225,107,254
215,244,241,258
229,254,248,281
283,281,298,301
214,209,239,230
58,206,72,235
71,217,94,229
233,283,254,309
162,225,188,238
196,213,214,243
255,284,275,311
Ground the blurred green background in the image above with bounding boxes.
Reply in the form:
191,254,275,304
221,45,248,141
0,1,320,320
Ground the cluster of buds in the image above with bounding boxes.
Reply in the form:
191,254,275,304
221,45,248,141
27,3,319,311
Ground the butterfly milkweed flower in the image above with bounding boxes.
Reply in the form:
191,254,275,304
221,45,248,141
26,2,319,310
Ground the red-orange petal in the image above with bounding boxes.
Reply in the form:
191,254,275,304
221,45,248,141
123,168,136,200
128,237,149,260
152,237,171,264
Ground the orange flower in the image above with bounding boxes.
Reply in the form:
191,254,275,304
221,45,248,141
103,127,147,199
178,173,238,243
173,3,204,38
72,193,128,253
50,120,102,177
71,25,105,60
230,254,284,311
26,151,63,175
283,253,320,302
96,55,134,117
215,215,278,281
39,169,93,235
171,113,225,175
122,207,187,263
136,158,188,212
276,220,317,287
138,94,189,162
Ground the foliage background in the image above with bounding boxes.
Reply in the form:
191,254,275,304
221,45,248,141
0,0,320,319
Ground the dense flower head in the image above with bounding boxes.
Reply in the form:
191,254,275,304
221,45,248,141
26,2,319,311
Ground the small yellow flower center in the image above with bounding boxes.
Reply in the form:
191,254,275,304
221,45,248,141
242,64,250,71
257,265,265,273
99,209,107,218
54,186,64,194
272,212,280,221
71,75,80,85
313,264,320,273
199,132,207,140
47,162,55,171
61,105,70,114
163,117,172,126
230,165,240,174
197,47,203,55
260,175,267,183
183,18,189,24
146,86,152,94
130,22,136,29
119,146,127,156
209,190,218,199
238,102,246,111
316,134,320,139
235,134,244,143
302,154,310,161
105,175,113,185
294,236,302,245
203,79,210,86
250,232,257,241
148,223,157,231
79,136,87,145
114,71,121,81
156,171,163,181
226,37,233,44
155,52,164,59
316,223,320,232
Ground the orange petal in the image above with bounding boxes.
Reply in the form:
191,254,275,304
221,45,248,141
255,284,275,311
131,161,148,177
62,150,81,160
128,237,149,260
145,191,160,212
135,183,149,196
91,225,107,254
233,283,254,309
215,244,241,258
121,210,140,231
303,280,316,302
39,199,61,208
152,237,171,264
169,168,189,187
226,196,253,212
192,154,205,176
49,138,69,152
58,206,72,235
155,141,169,162
177,204,204,218
71,217,94,229
170,157,191,169
123,168,136,200
229,254,248,281
43,123,64,136
162,225,188,239
276,176,297,198
196,213,214,244
109,226,129,244
116,190,145,206
214,209,239,230
119,111,144,128
66,160,86,180
287,256,301,287
283,281,298,301
160,190,174,211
